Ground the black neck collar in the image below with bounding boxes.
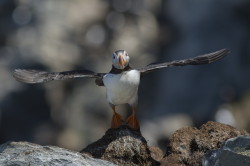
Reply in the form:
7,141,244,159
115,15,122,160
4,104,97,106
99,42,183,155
109,65,131,74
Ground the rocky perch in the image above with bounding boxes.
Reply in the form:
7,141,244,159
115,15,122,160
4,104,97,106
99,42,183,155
0,121,249,166
81,125,162,166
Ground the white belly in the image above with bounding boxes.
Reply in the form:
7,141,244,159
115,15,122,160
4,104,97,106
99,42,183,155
103,70,140,106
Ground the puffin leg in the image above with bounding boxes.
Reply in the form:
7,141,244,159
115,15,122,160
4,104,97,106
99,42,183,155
126,105,140,130
110,104,124,128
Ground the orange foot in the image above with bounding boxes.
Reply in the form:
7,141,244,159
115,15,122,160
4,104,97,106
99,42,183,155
111,112,124,128
126,114,140,130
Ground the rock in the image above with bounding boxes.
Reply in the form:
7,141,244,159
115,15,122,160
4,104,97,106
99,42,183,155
81,125,160,166
149,146,164,162
203,135,250,166
161,121,248,166
1,121,247,166
195,121,248,150
0,141,116,166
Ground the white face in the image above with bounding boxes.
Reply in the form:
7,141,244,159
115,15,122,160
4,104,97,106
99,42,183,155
112,50,130,69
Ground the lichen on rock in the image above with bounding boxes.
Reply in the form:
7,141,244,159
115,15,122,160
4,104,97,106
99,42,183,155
161,121,249,166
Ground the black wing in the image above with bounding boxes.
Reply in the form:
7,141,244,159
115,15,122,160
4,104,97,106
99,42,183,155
13,69,104,84
136,49,230,74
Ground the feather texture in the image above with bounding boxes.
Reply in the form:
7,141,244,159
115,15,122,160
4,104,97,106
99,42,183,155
136,48,230,73
13,69,102,84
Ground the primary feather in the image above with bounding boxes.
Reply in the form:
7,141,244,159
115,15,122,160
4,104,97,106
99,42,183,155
13,69,102,84
137,48,230,73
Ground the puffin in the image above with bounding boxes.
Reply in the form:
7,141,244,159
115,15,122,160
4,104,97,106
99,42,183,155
13,49,229,130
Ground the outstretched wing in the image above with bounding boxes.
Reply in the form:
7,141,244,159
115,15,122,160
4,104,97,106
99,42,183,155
136,48,229,74
13,69,104,84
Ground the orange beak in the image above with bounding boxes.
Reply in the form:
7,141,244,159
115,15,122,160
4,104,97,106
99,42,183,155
119,55,125,68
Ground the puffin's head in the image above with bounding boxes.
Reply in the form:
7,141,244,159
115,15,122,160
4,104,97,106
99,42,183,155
112,50,130,69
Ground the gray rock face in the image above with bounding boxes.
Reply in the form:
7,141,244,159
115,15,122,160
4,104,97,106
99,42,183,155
0,141,116,166
203,135,250,166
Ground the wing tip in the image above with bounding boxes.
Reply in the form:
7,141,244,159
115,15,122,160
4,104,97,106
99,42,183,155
202,48,230,64
221,48,230,55
13,69,46,84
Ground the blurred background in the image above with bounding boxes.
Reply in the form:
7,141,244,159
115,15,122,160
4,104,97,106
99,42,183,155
0,0,250,151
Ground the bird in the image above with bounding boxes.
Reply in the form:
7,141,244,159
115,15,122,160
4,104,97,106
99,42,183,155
13,49,229,130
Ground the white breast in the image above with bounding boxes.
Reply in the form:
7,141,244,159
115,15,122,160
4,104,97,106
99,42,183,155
103,70,140,106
